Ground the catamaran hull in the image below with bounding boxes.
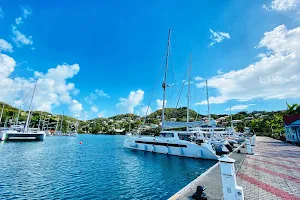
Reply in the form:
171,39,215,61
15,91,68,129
124,138,219,160
1,132,46,141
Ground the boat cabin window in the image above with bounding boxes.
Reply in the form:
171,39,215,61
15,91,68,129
160,132,174,137
178,134,192,141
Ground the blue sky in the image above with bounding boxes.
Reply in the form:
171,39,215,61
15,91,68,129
0,0,300,119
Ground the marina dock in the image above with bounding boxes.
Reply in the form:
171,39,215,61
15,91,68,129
169,136,300,199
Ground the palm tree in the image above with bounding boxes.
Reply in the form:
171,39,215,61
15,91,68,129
286,102,299,115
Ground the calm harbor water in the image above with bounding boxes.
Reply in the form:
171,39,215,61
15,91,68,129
0,135,216,200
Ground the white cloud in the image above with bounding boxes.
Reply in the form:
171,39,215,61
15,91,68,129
22,7,31,18
0,53,16,77
116,89,144,113
224,104,256,111
91,106,98,112
156,99,167,110
182,80,194,85
84,89,110,105
69,100,83,118
0,8,3,18
15,17,23,25
195,96,229,105
0,39,13,53
12,25,33,47
137,105,152,117
208,29,231,47
0,53,81,113
97,111,106,118
264,0,298,11
194,76,203,81
217,69,224,75
196,25,300,105
95,89,110,98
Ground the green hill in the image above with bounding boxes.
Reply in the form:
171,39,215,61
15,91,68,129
1,101,300,139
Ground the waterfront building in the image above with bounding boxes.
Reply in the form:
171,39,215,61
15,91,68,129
283,114,300,144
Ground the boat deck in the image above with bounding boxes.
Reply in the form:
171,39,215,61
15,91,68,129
169,136,300,200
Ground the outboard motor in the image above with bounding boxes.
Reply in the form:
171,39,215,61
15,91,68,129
191,186,207,200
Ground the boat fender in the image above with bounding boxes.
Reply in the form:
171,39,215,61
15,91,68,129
144,144,147,151
152,144,155,152
166,146,169,154
180,147,183,155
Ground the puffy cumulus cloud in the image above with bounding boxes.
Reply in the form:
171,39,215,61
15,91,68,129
116,89,144,113
91,106,98,112
0,53,16,77
156,99,167,110
0,53,81,113
12,25,33,47
196,25,300,105
69,100,83,118
263,0,298,11
208,29,231,47
136,105,152,117
217,69,224,75
84,89,110,105
0,39,13,53
224,104,256,111
194,76,203,81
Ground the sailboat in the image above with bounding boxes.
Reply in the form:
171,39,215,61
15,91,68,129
190,80,233,154
125,120,132,136
1,83,46,141
123,29,219,160
0,103,7,140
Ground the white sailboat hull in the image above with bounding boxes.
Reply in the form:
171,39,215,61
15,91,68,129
124,137,219,160
1,131,46,141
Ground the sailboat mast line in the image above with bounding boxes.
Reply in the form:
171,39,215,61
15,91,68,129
142,54,166,126
161,28,172,130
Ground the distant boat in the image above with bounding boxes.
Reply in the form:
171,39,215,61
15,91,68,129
125,120,132,136
1,83,46,141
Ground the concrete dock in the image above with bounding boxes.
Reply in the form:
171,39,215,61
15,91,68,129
169,136,300,200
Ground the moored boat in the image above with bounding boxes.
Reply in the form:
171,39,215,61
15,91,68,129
124,130,219,160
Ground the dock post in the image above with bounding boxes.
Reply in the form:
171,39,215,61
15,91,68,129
245,138,253,154
250,135,256,146
219,155,244,200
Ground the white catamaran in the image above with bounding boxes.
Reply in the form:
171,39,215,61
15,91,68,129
123,29,219,160
0,83,46,141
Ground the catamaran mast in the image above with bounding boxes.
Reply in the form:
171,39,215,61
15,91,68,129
0,103,4,127
55,117,59,134
161,28,171,131
230,107,233,128
16,108,21,125
24,82,37,133
206,80,211,124
60,111,64,132
187,53,192,122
